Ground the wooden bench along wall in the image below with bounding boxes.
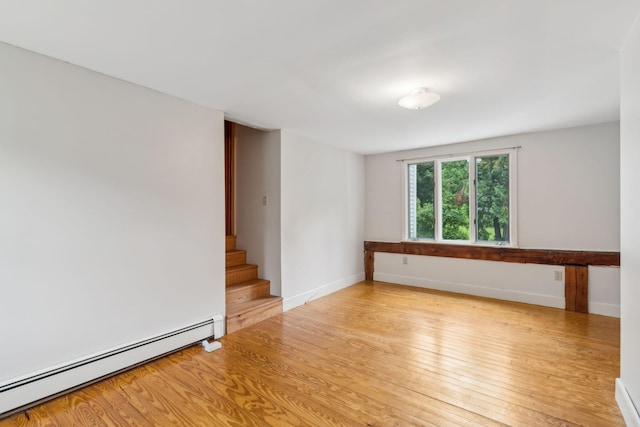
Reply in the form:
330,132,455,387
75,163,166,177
363,241,620,313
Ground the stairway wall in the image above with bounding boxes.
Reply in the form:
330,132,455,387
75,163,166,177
280,131,366,310
235,128,366,311
236,126,282,296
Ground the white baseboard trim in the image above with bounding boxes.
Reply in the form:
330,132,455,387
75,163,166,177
374,273,565,309
617,378,640,427
0,317,220,418
589,302,621,318
283,272,365,311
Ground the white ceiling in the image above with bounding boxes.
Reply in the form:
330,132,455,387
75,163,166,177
1,1,639,154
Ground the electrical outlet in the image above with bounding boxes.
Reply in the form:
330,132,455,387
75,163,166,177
402,256,408,265
554,270,563,281
263,196,269,206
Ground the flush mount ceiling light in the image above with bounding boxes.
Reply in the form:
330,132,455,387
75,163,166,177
398,87,440,110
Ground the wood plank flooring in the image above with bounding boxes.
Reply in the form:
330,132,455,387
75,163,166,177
0,281,623,426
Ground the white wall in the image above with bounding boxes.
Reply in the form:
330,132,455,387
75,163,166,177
236,126,282,295
618,15,640,424
280,131,365,310
366,123,620,316
0,42,225,383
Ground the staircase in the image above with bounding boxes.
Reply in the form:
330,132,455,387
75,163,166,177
225,235,283,334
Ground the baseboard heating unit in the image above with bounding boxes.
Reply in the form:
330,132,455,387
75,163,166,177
0,315,224,418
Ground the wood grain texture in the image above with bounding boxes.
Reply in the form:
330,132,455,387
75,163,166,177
0,281,623,426
364,250,374,281
226,249,247,268
365,241,620,267
224,121,236,236
226,279,271,307
565,265,589,313
225,242,282,334
225,264,258,286
226,297,283,334
565,266,578,311
575,266,589,313
225,235,236,251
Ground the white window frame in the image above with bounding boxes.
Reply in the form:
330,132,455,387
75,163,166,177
402,148,518,247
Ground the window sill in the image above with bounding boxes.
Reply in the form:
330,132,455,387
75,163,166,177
403,239,517,249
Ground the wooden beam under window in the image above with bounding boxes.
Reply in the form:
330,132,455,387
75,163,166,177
364,241,619,267
363,241,619,314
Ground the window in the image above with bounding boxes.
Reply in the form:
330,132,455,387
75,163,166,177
406,150,516,245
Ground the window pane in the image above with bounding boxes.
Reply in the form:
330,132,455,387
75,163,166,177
441,160,469,240
476,155,509,242
408,162,434,239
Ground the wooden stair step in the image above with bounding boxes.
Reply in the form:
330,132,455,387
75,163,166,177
226,295,282,316
226,264,258,286
226,235,236,251
226,296,283,334
226,279,271,307
223,235,280,334
226,249,247,268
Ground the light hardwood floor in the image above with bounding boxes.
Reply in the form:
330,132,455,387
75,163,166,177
0,281,623,426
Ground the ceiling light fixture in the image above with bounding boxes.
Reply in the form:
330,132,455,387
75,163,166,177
398,87,440,110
